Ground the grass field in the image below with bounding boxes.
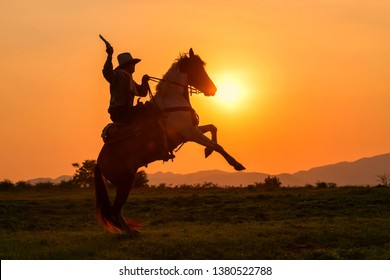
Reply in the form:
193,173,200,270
1,186,390,259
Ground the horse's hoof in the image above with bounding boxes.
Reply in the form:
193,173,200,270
126,229,141,238
204,148,213,158
234,163,246,171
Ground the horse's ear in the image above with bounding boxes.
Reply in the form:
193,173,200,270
189,48,194,57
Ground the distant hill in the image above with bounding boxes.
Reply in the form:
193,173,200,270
28,175,72,185
292,153,390,186
148,170,269,187
147,170,304,187
148,153,390,187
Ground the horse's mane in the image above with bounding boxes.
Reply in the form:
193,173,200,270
155,54,188,95
155,52,206,96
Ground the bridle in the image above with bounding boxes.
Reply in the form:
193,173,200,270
148,76,203,96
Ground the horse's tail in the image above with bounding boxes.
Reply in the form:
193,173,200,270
94,165,122,233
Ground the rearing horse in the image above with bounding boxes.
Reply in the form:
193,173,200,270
95,48,245,235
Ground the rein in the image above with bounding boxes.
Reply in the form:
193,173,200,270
148,76,203,95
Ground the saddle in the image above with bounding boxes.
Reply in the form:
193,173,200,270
101,106,175,163
101,102,164,145
101,122,137,144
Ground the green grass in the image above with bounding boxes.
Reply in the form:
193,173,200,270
1,187,390,259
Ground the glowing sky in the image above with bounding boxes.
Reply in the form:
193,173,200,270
1,0,390,181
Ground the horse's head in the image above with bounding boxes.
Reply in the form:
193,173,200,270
179,48,217,96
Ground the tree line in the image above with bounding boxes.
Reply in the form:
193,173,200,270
0,160,148,192
0,160,284,191
1,159,388,192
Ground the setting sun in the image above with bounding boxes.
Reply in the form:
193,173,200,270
213,72,247,110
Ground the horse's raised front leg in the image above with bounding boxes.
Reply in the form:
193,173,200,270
198,124,217,158
189,128,245,171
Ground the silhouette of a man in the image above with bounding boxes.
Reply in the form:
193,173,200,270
103,44,149,123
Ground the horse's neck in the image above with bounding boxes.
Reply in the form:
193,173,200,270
154,67,191,109
155,90,190,109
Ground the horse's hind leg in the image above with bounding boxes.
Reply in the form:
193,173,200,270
198,124,217,158
112,173,138,236
190,129,245,171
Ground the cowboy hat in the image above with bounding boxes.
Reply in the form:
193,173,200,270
117,52,141,67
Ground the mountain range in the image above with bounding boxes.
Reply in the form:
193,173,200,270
27,175,73,185
27,153,390,187
147,153,390,187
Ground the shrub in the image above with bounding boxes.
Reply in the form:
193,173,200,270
0,179,14,191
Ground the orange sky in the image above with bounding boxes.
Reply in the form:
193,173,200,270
1,0,390,181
